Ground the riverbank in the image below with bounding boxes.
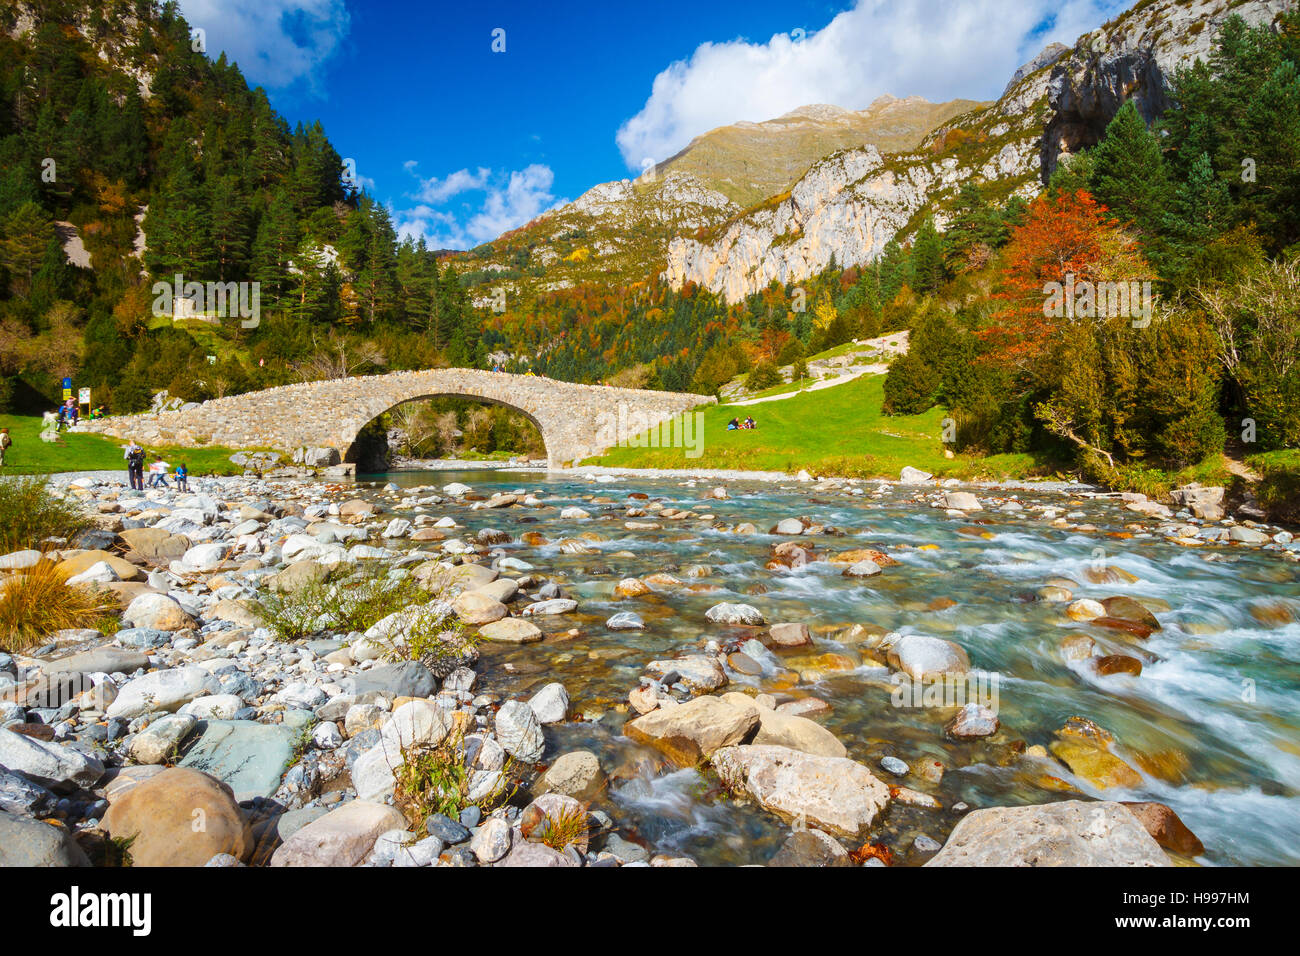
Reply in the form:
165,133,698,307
1,467,1297,867
0,414,255,477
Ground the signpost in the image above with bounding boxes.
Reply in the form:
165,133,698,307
62,377,72,401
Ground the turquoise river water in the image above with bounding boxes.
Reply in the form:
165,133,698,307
353,467,1300,867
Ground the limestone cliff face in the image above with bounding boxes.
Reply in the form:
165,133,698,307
461,97,980,302
663,0,1294,304
663,147,979,304
1042,0,1294,177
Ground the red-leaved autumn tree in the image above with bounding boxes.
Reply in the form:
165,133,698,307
983,189,1148,373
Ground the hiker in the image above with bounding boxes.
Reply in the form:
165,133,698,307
65,399,78,426
0,427,10,467
727,417,740,431
148,456,171,489
174,461,189,493
125,441,145,490
91,405,106,420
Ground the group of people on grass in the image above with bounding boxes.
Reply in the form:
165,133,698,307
48,400,106,431
124,440,188,492
726,416,758,431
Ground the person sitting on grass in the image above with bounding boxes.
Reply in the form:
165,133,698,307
744,416,756,429
727,417,740,431
0,427,10,467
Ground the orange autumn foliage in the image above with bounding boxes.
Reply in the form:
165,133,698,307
983,189,1149,372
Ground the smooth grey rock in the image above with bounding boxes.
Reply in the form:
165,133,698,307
176,720,298,802
0,809,90,866
926,800,1168,866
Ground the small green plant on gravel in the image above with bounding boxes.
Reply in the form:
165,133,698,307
394,724,516,828
256,560,448,642
0,476,89,553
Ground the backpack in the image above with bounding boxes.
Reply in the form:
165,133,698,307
129,447,145,465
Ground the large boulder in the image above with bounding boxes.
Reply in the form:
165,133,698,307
1169,484,1225,521
43,646,149,676
943,491,982,511
103,767,252,866
452,591,508,625
645,655,727,692
341,661,436,700
887,634,970,680
479,618,543,644
58,550,143,582
926,800,1168,866
176,720,298,802
623,695,759,767
122,592,195,631
270,799,407,867
119,528,191,566
0,727,104,791
705,602,766,626
495,700,545,763
537,750,607,802
106,667,222,719
711,744,890,839
720,693,845,758
527,683,569,724
179,542,230,573
0,809,90,866
128,714,198,765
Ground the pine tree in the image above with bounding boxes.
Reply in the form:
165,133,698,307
251,188,299,307
1087,101,1172,238
910,218,948,293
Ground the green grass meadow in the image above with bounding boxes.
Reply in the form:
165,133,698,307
587,373,1053,479
0,414,253,477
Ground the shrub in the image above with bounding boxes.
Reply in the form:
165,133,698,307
744,361,781,393
882,350,940,414
394,724,515,828
0,559,117,653
0,476,89,553
257,560,436,640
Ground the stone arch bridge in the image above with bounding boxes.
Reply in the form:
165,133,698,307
80,369,716,471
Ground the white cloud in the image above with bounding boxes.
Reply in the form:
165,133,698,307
413,167,492,204
616,0,1123,169
394,164,565,250
178,0,350,90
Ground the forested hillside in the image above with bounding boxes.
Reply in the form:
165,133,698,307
0,0,484,415
878,12,1300,491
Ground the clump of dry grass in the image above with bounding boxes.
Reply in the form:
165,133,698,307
0,558,117,652
531,802,590,852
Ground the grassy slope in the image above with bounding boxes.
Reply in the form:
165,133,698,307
586,373,1052,479
0,415,253,477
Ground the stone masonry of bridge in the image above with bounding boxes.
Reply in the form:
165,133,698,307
79,369,716,470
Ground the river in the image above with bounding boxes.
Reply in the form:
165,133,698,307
355,466,1300,866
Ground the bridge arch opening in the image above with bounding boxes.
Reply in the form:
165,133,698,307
344,393,550,472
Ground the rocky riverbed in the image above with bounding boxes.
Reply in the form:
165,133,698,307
1,467,1297,867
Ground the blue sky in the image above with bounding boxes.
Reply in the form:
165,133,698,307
179,0,1128,249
